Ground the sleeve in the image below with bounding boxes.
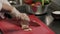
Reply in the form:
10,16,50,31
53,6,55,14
0,0,3,11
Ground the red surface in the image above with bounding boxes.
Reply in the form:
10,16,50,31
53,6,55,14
0,15,55,34
24,0,32,5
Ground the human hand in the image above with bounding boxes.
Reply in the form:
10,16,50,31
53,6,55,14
19,13,30,22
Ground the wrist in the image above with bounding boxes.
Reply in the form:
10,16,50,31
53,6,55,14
10,7,21,17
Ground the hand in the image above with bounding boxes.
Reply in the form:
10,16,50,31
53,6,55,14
11,7,30,22
20,13,30,22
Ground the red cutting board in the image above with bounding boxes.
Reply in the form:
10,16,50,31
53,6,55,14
0,15,55,34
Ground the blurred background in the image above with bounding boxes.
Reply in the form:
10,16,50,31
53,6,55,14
1,0,60,34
